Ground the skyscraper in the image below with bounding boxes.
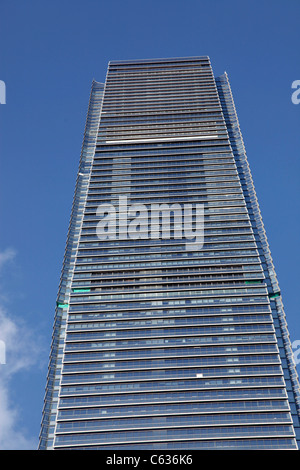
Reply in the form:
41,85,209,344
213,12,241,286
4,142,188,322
39,57,300,450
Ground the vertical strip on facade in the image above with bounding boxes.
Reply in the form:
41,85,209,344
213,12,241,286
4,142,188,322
38,81,104,450
216,72,300,443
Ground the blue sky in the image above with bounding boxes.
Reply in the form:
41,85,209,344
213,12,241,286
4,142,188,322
0,0,299,449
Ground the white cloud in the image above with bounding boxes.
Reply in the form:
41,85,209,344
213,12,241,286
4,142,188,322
0,382,37,450
0,248,44,449
0,248,15,269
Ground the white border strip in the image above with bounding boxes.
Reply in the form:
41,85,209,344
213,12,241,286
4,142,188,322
105,135,219,144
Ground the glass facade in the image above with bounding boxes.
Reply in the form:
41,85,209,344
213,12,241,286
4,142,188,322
39,57,300,450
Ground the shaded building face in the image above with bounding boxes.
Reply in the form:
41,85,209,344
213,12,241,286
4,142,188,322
39,57,300,450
